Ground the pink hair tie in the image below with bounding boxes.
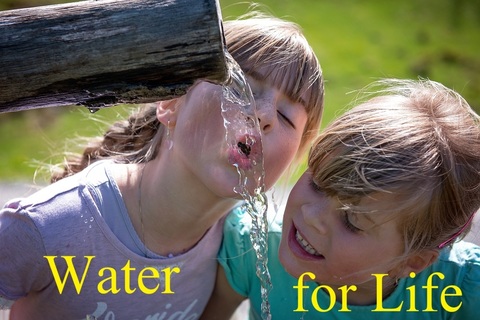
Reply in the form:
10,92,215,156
438,212,476,249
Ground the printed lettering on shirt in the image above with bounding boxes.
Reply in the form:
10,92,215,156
86,300,199,320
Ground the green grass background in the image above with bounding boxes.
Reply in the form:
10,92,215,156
1,0,479,182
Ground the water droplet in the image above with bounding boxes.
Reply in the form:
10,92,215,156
87,107,100,114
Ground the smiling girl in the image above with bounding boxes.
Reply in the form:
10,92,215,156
203,79,480,320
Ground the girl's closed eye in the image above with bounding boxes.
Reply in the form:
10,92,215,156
342,210,363,233
278,110,295,128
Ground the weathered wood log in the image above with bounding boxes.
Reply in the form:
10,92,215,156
0,0,228,113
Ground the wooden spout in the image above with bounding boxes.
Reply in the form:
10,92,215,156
0,0,228,113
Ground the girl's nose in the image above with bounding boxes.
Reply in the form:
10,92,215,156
255,91,276,133
302,203,329,235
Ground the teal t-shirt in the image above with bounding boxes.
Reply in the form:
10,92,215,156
219,207,480,320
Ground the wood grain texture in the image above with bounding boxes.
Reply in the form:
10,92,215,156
0,0,227,113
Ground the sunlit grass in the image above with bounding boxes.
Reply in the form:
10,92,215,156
1,0,479,181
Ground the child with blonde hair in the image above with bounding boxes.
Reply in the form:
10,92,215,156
204,79,480,319
0,14,324,319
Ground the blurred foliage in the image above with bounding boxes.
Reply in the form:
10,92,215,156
1,0,479,181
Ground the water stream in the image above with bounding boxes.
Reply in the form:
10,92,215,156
221,51,272,320
82,50,273,320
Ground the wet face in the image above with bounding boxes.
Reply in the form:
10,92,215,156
169,78,307,198
247,74,308,188
279,171,405,288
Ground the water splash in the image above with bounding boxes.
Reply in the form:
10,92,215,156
87,106,100,114
222,51,272,320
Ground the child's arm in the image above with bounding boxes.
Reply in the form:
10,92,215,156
200,264,246,320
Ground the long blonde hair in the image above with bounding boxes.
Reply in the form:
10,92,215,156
51,13,324,182
309,79,480,253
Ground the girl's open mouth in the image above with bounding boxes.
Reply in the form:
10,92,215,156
295,231,322,257
227,134,260,170
288,224,325,260
237,141,251,156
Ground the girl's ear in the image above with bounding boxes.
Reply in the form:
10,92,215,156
156,98,180,126
400,250,439,277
